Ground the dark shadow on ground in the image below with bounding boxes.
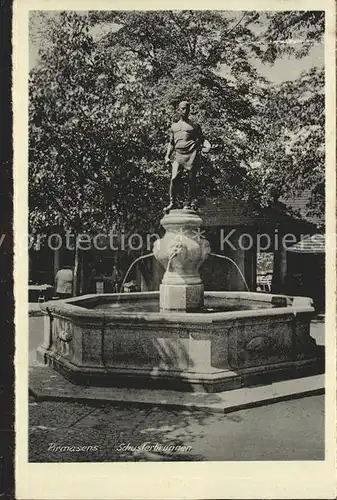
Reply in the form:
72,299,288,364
28,394,325,463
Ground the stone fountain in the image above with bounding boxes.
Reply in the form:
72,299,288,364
37,206,323,393
37,101,324,393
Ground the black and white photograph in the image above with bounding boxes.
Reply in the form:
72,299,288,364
13,1,336,498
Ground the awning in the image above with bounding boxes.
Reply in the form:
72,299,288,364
287,234,325,254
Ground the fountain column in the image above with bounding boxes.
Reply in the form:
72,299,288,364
153,209,210,311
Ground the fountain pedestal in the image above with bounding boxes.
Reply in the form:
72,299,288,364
153,209,210,311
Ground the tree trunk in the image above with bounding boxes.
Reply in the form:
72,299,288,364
73,241,80,296
272,243,287,294
79,251,85,295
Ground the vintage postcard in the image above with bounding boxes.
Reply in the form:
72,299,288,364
13,0,336,498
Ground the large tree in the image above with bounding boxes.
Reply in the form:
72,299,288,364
29,11,270,237
29,10,325,277
245,65,324,217
90,10,271,201
29,12,167,237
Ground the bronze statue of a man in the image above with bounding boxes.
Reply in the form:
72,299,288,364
164,101,208,213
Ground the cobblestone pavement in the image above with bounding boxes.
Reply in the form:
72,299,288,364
28,314,325,462
29,395,324,462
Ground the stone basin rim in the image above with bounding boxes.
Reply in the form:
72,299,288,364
41,290,312,304
40,290,315,323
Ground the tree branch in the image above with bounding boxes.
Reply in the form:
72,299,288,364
225,12,247,36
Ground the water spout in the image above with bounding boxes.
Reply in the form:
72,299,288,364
118,253,154,295
209,253,250,292
166,251,179,274
166,258,172,274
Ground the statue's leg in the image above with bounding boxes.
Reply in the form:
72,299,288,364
186,167,197,208
169,177,177,204
164,161,181,213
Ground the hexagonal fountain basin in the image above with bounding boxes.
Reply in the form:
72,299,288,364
38,291,324,393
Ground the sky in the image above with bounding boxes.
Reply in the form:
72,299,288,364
252,43,324,83
29,12,324,83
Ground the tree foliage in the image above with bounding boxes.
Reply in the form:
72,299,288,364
246,66,324,217
29,12,166,237
262,11,324,63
